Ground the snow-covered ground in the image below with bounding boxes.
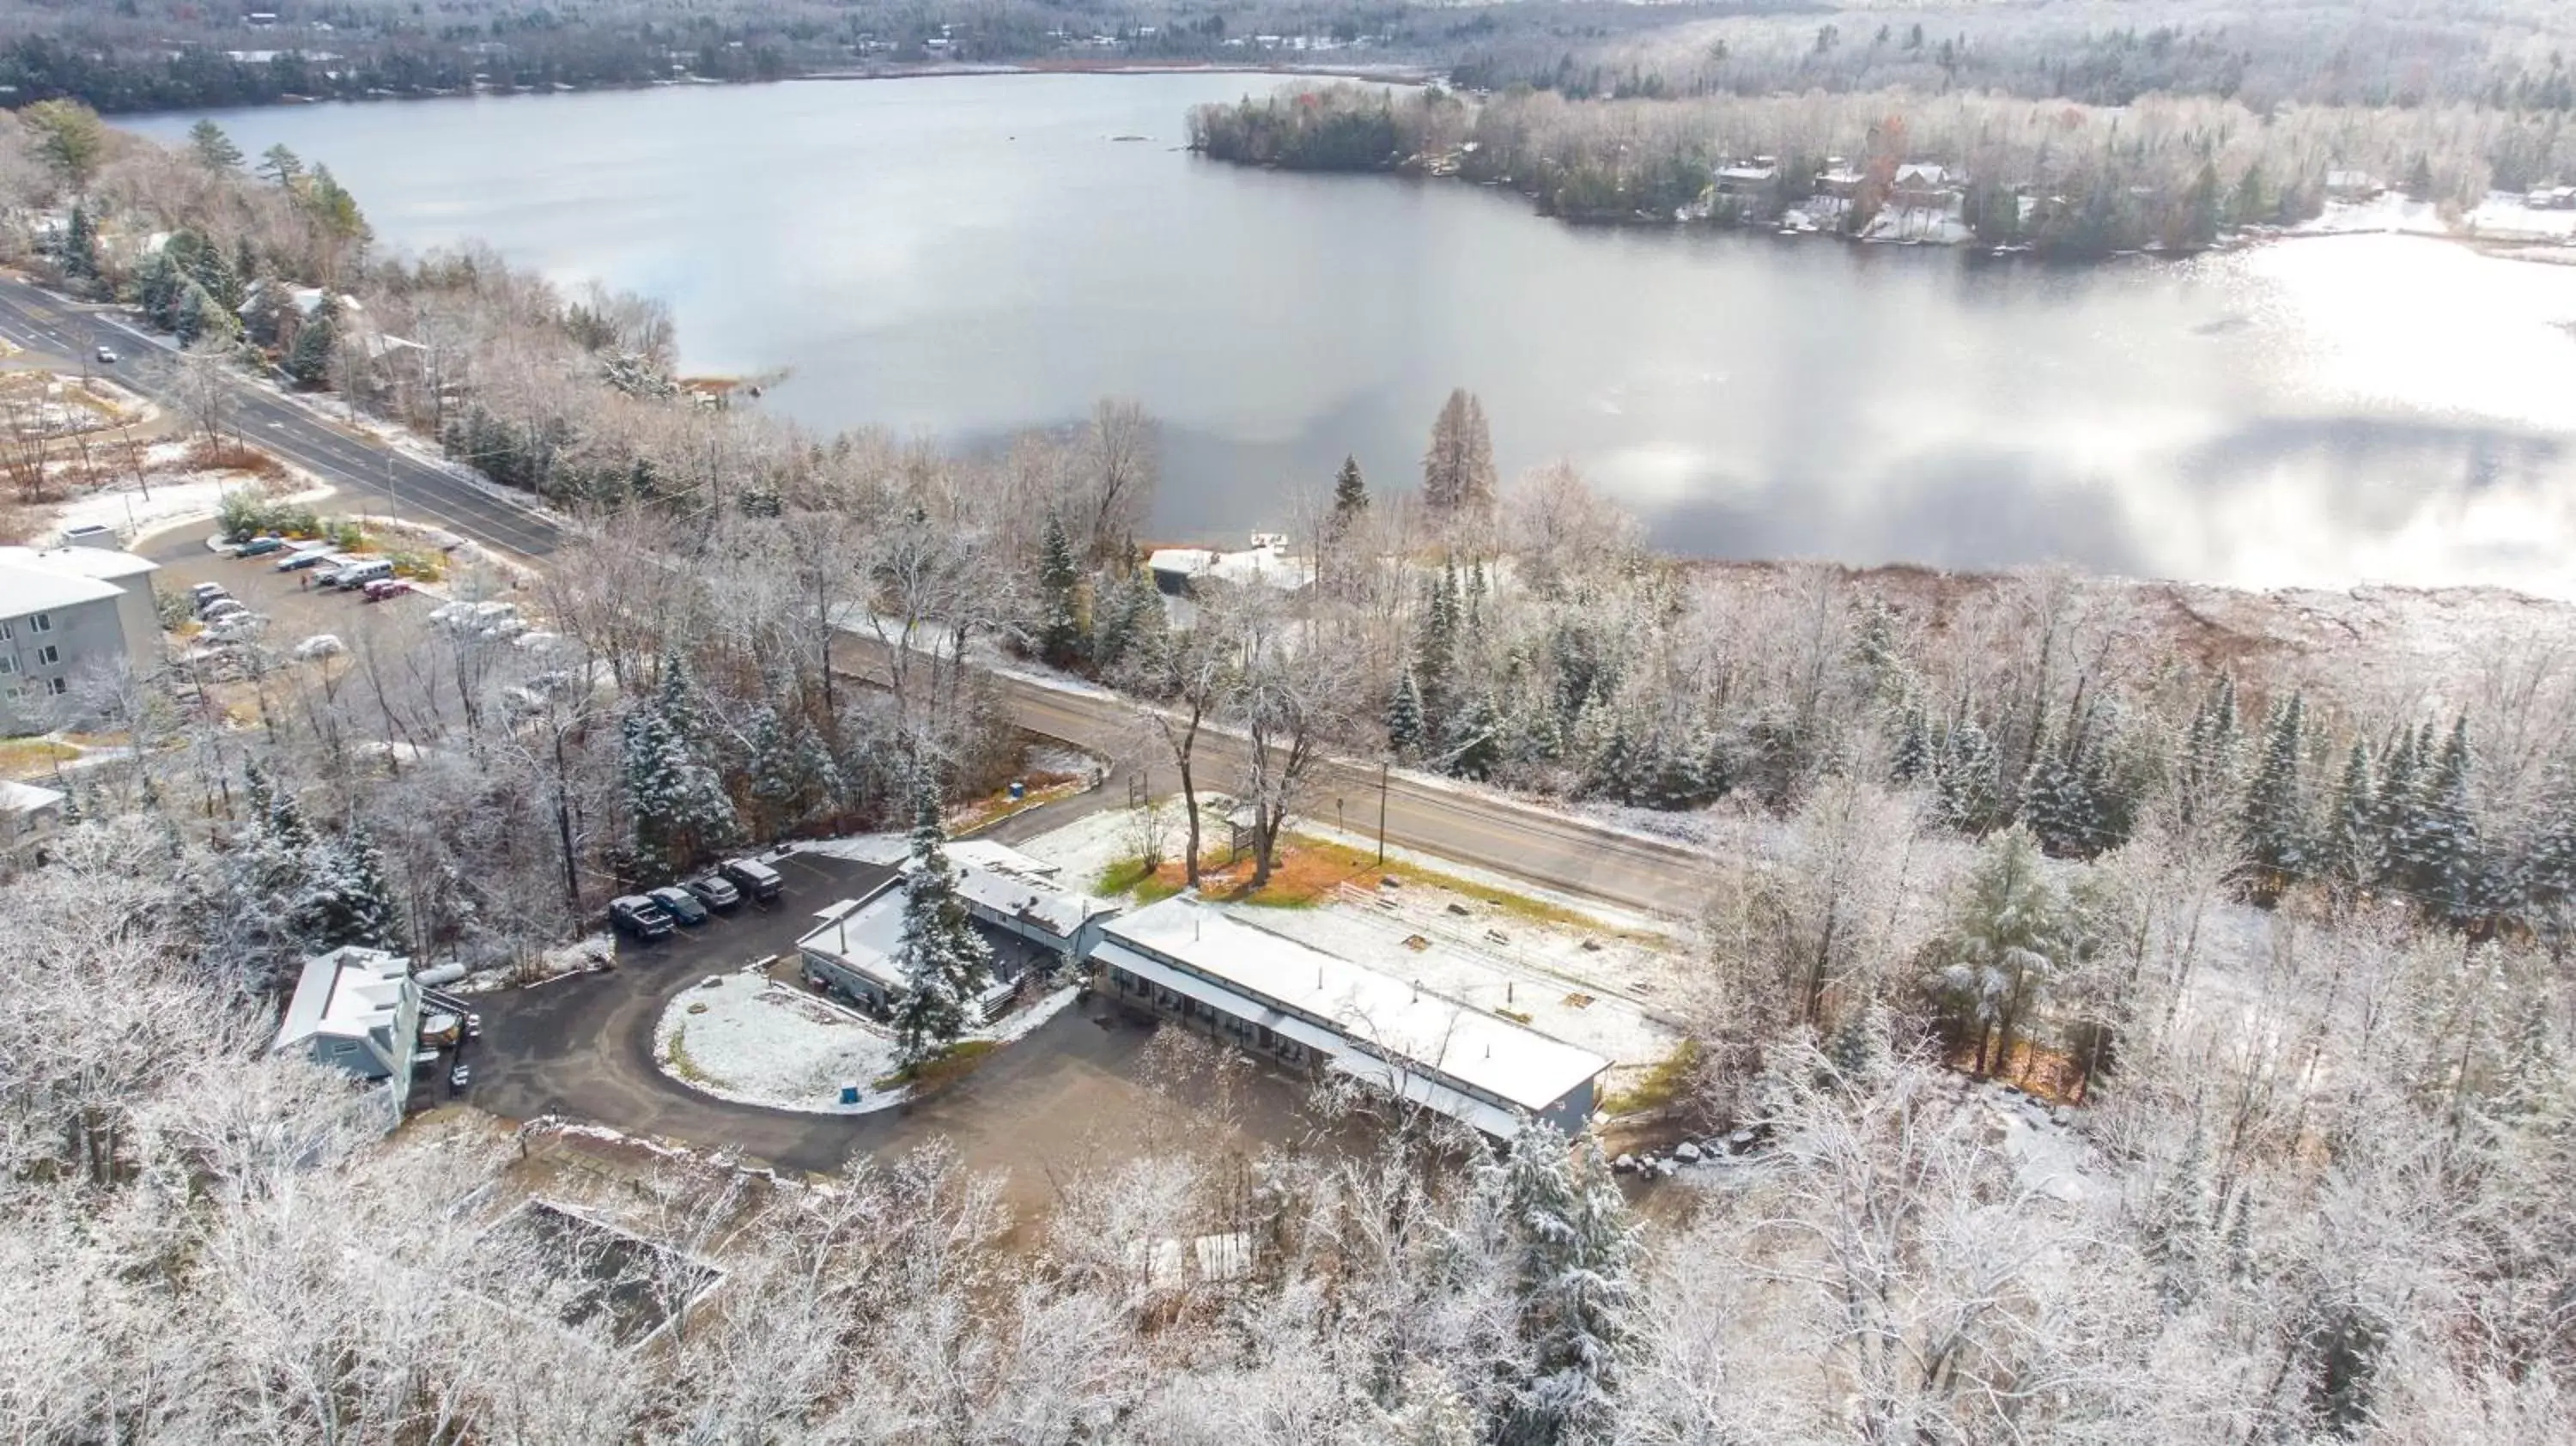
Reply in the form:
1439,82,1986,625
42,475,331,548
2463,194,2576,243
653,969,1083,1115
453,933,613,993
659,970,908,1115
2294,194,2448,237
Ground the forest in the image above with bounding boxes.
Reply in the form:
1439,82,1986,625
0,99,2572,1442
1189,79,2576,252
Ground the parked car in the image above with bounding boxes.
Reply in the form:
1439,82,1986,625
94,345,117,365
238,536,290,558
205,615,267,644
361,577,415,602
189,581,229,611
718,856,784,902
683,874,742,912
609,893,676,940
275,547,337,572
647,885,709,927
329,558,395,591
201,599,252,623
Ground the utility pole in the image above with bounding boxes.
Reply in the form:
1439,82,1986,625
1376,760,1389,866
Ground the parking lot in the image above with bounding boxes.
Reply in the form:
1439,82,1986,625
467,848,1318,1208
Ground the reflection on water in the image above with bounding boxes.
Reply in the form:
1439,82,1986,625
134,79,2576,594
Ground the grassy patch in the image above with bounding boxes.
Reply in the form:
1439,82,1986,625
1601,1040,1702,1117
0,738,79,778
663,1027,710,1085
873,1037,999,1092
1313,837,1662,940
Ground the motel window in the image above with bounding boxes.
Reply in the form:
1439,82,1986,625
32,645,56,667
43,677,65,696
0,656,14,676
27,613,49,634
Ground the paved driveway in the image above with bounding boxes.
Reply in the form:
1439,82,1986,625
466,848,1311,1201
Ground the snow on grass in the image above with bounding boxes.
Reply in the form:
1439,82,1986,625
793,832,911,868
657,970,908,1115
2294,194,2448,237
43,474,331,548
1012,805,1163,894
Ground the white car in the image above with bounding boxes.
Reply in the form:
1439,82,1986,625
94,345,117,365
293,634,347,662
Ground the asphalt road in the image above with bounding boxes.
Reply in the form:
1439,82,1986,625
0,275,561,559
835,634,1722,919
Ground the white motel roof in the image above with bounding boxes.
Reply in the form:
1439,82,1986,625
1097,897,1608,1121
0,544,158,583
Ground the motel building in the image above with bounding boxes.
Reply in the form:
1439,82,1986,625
1091,896,1610,1138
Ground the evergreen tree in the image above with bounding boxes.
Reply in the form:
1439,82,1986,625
2376,723,2429,890
620,656,736,876
2320,739,2380,895
891,778,995,1072
302,827,405,954
2022,734,2102,859
2179,674,2241,827
1824,996,1891,1091
1090,568,1163,674
748,705,841,830
286,301,339,387
59,204,97,282
1582,708,1645,805
1643,729,1710,811
1036,514,1084,665
2520,758,2576,947
188,118,245,172
1387,668,1427,759
1329,455,1368,534
2237,693,2308,901
2144,1117,2214,1307
1416,564,1461,726
2417,714,2488,926
1446,692,1502,781
136,252,182,331
1891,699,1933,783
1936,717,2002,835
1491,1121,1637,1446
258,143,304,189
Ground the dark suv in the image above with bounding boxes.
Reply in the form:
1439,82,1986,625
647,885,709,927
718,857,783,902
609,894,675,940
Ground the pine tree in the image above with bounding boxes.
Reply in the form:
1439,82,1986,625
1091,568,1163,673
1447,691,1501,781
302,827,405,954
1330,455,1368,534
2180,674,2241,826
2144,1117,2214,1307
1491,1121,1637,1446
1387,668,1427,759
2320,739,2379,895
1583,708,1645,805
2237,693,2308,902
1643,729,1708,811
1891,699,1933,783
1825,996,1892,1091
621,657,736,877
2521,758,2576,946
892,778,995,1072
188,118,244,172
2418,714,2488,926
2023,735,2101,859
287,301,338,387
1416,564,1461,726
2377,723,2429,890
1937,718,2002,835
137,252,182,331
59,204,97,282
1035,514,1084,666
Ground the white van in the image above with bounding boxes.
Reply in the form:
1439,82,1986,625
329,558,394,591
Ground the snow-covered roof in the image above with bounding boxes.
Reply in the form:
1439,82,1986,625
1099,898,1608,1120
272,945,413,1052
0,561,121,617
940,854,1114,940
797,875,1018,1006
1145,542,1315,592
0,544,158,585
0,779,64,816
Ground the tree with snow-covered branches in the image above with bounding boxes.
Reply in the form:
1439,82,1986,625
1924,824,2066,1076
891,774,994,1073
1935,716,2002,835
301,826,405,955
621,653,736,877
1035,514,1085,666
1388,667,1427,760
2237,691,2309,902
1488,1120,1636,1446
2320,738,2380,897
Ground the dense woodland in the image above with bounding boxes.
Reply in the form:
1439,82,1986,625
1190,79,2576,251
0,91,2573,1443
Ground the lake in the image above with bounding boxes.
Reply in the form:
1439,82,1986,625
134,74,2576,595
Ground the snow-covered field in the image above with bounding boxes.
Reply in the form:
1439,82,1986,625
2295,194,2449,237
42,475,331,548
454,933,614,993
653,969,1083,1115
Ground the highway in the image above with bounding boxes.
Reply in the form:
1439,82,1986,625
0,273,1714,918
0,276,560,558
